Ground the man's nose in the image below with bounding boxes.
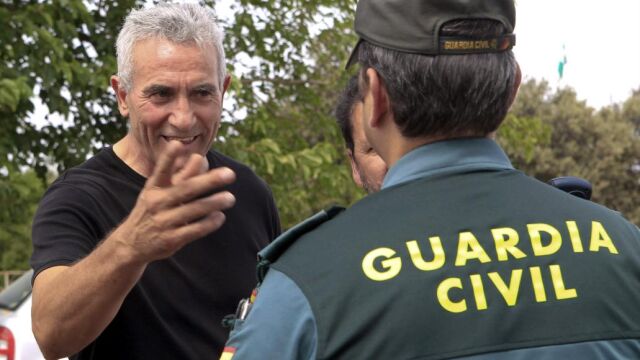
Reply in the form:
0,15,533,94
169,95,196,130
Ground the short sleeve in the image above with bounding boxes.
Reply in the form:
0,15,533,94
31,183,101,279
222,269,317,360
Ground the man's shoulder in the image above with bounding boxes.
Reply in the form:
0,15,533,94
274,170,636,262
42,148,139,206
257,206,344,281
52,147,129,183
208,150,254,175
207,150,271,192
272,185,417,261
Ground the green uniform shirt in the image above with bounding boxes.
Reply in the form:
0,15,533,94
224,138,640,359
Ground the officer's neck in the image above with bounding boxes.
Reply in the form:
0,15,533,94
374,124,448,169
377,123,497,168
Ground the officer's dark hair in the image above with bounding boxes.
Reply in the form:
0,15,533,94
334,76,360,153
356,19,519,138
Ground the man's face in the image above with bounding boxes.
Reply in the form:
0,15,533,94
348,102,387,193
114,37,229,174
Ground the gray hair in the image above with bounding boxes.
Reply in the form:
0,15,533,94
116,3,226,91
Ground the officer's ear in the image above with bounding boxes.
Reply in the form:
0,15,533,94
111,75,129,117
347,150,364,189
362,68,390,130
507,62,522,109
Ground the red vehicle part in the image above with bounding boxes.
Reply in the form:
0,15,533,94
0,325,15,360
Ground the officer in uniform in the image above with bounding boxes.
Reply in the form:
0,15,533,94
221,0,640,359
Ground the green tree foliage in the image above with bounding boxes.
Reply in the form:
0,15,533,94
499,80,640,224
216,0,363,226
0,170,44,270
623,89,640,132
0,0,136,178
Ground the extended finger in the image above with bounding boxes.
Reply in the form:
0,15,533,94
171,153,208,184
163,167,236,208
146,141,187,188
155,191,236,228
168,212,228,248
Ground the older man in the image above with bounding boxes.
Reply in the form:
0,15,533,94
221,0,640,358
30,4,279,359
335,76,387,193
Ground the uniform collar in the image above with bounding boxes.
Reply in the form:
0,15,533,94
382,137,514,189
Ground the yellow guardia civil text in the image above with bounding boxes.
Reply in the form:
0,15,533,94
361,220,618,313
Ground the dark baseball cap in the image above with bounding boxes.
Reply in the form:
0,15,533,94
346,0,516,68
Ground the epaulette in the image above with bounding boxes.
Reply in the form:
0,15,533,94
256,205,345,283
222,205,345,330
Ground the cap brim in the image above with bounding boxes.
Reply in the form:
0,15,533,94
345,39,363,69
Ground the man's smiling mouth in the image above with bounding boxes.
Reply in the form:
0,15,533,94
162,135,198,145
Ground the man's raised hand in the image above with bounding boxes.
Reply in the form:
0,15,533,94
114,141,236,264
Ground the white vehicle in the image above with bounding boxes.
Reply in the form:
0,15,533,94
0,270,45,360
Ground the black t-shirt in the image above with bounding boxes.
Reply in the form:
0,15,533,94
31,147,281,359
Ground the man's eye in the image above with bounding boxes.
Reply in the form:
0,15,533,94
148,89,172,100
155,90,171,98
195,89,213,98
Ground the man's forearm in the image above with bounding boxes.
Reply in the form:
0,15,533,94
32,230,145,359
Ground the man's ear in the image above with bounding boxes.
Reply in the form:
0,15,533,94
347,150,364,189
111,75,129,117
507,62,522,108
364,68,390,129
219,74,231,109
222,74,231,95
